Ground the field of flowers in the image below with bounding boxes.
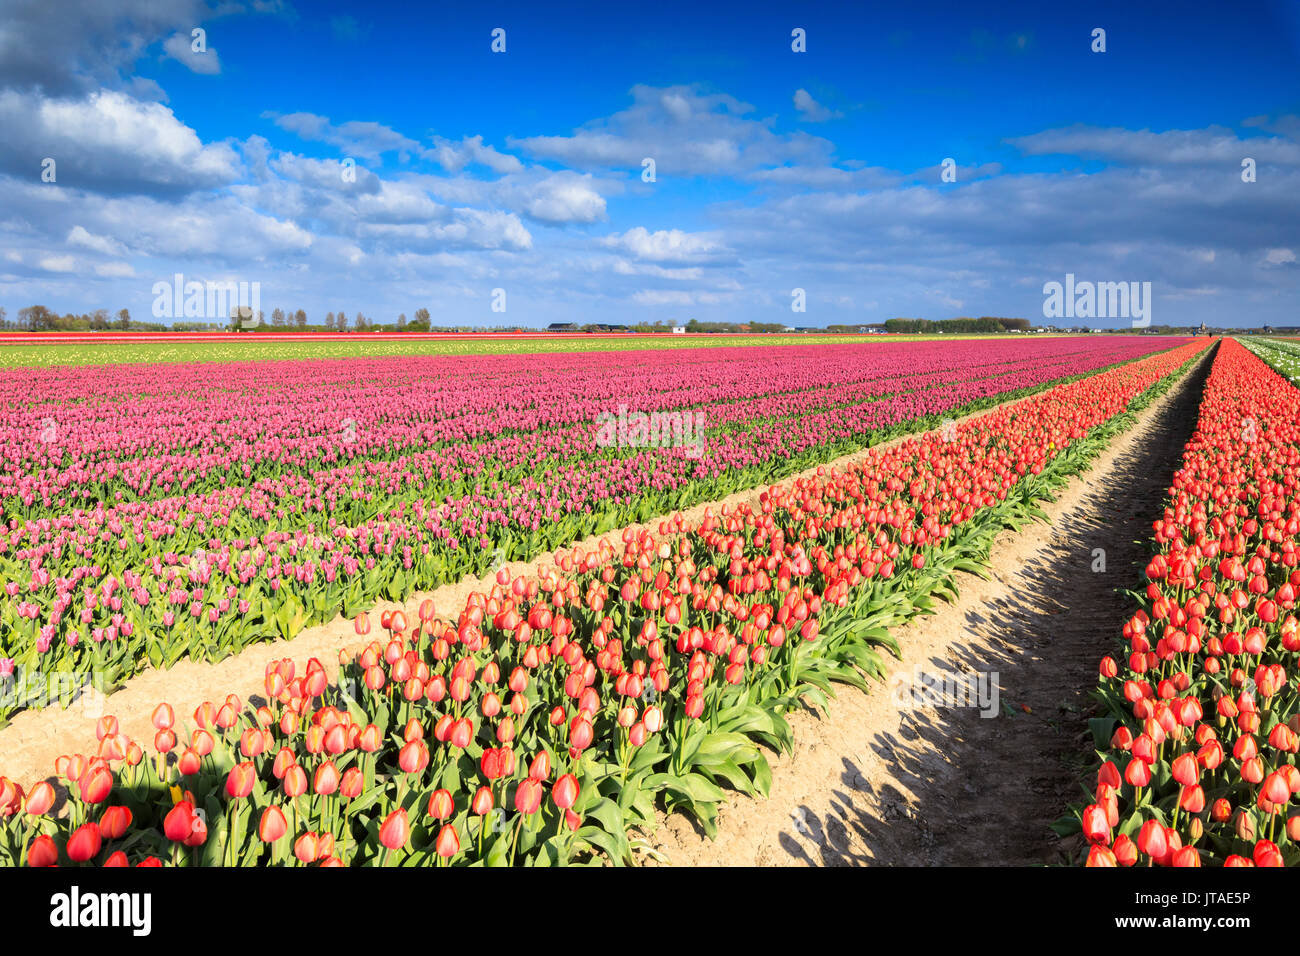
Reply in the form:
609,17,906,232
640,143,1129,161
0,337,1208,866
1070,339,1300,867
0,337,1182,724
0,332,948,369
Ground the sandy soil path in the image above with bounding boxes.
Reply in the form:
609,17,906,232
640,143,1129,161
643,346,1212,866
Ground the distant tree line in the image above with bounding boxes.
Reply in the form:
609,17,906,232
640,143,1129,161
4,305,149,331
883,317,1031,333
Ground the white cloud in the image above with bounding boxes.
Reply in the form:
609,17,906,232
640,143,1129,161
422,135,523,175
266,111,421,161
601,227,730,264
162,31,220,74
0,89,239,193
512,84,836,177
68,225,128,256
524,174,606,224
39,255,78,272
94,261,135,277
1010,123,1300,168
793,89,841,122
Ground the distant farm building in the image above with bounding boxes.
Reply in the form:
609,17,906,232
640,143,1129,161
547,322,576,332
672,325,686,334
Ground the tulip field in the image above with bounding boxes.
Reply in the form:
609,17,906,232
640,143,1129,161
0,336,1175,723
6,330,1262,869
1070,338,1300,868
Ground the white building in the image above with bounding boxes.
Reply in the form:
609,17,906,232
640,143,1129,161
671,325,686,334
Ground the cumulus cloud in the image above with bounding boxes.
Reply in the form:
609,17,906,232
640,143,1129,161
0,89,239,194
522,174,606,224
600,227,731,264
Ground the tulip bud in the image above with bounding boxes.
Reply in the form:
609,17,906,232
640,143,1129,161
378,808,409,850
340,767,364,799
1136,819,1167,860
98,805,133,840
1081,804,1110,844
294,832,319,864
514,778,544,814
1112,833,1138,866
66,822,102,862
259,805,288,842
25,781,55,817
435,823,460,858
26,834,59,867
428,788,454,820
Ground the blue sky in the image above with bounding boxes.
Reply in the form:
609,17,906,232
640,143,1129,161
1,0,1298,327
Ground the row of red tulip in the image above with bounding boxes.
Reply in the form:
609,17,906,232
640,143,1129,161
0,340,1209,865
1078,339,1300,867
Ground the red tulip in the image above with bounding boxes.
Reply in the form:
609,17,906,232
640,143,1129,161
514,778,544,814
259,805,288,843
1263,770,1291,805
151,703,175,731
175,748,201,776
1112,833,1138,867
183,811,208,847
1080,804,1110,844
78,765,113,804
428,789,454,820
98,805,133,840
314,761,340,796
340,767,364,799
282,765,308,798
398,740,429,774
294,832,319,864
528,751,551,781
378,809,409,851
1085,844,1116,867
1253,839,1283,867
66,823,102,862
435,823,460,858
551,774,580,812
25,781,56,816
163,802,196,842
225,761,257,799
26,834,59,867
1136,819,1167,860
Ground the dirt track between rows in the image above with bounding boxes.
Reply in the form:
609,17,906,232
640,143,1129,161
645,344,1213,866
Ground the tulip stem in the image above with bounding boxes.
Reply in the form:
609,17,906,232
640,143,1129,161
228,801,237,867
507,815,523,866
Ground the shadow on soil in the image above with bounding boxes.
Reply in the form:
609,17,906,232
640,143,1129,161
776,346,1214,866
